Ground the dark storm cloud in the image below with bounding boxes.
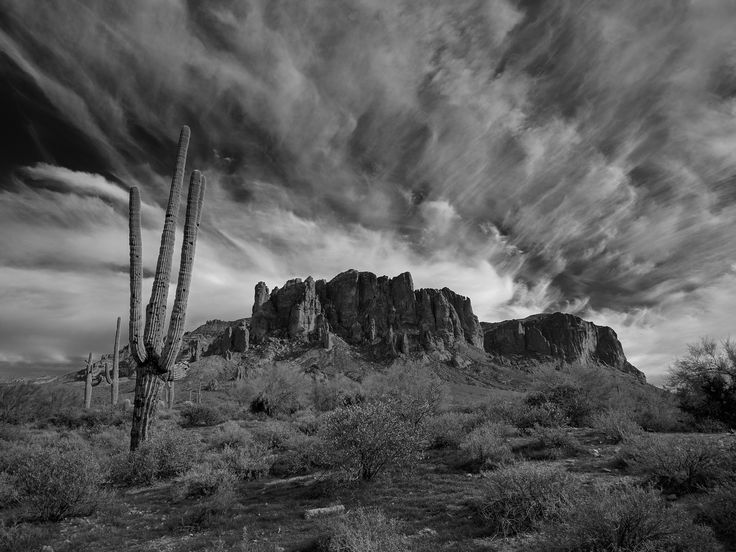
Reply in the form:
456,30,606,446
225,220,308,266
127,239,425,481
1,0,736,376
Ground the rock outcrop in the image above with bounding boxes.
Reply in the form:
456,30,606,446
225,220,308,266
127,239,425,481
250,269,484,353
482,313,645,383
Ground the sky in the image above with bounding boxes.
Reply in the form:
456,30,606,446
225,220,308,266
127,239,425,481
1,0,736,382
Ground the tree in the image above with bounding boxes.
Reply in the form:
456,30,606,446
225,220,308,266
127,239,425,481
667,337,736,427
128,125,206,450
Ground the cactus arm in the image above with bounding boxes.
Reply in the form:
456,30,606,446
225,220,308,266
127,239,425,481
103,361,113,385
112,316,121,405
143,125,190,358
129,187,147,364
196,174,206,227
161,171,202,373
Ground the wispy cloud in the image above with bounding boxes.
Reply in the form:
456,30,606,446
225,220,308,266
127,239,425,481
1,1,736,378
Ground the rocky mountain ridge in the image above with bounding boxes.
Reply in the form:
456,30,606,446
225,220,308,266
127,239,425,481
482,313,646,383
250,269,484,354
89,269,646,384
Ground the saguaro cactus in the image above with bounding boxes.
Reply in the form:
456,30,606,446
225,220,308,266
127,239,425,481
128,125,206,451
83,352,94,409
101,317,122,405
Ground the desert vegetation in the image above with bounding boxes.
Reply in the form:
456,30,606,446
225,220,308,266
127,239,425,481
1,343,735,552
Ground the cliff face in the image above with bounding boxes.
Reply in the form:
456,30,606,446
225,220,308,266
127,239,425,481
482,312,645,383
250,269,484,353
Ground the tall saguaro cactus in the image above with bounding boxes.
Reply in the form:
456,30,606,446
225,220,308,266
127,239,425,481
103,317,122,405
128,125,206,451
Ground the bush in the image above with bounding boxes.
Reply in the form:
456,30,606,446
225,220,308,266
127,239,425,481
319,400,424,481
514,425,586,460
110,429,201,486
426,411,481,448
179,465,236,499
247,364,310,417
697,481,736,545
171,486,237,532
525,384,596,426
210,444,274,481
512,402,569,429
0,382,78,424
251,420,303,450
459,422,516,469
324,508,406,552
668,337,736,427
180,404,223,427
208,421,254,450
590,409,642,443
311,375,363,412
620,435,736,493
11,441,102,521
0,521,54,552
541,482,722,551
49,406,127,430
475,462,578,537
362,366,446,427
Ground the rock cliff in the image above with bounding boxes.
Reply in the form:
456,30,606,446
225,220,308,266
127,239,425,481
250,269,484,353
482,312,645,383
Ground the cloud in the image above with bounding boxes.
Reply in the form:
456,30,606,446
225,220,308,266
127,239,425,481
1,1,736,379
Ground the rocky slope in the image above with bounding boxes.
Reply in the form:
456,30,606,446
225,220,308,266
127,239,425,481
482,313,645,383
250,269,484,353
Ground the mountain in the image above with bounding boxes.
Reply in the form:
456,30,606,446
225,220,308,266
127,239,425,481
250,269,484,354
70,269,645,386
482,313,646,383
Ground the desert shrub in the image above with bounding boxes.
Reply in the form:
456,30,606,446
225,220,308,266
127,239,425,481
0,382,78,424
525,383,596,426
172,486,236,531
362,365,446,426
247,364,310,417
10,440,102,521
541,481,722,551
514,425,585,460
459,422,516,469
475,462,579,537
180,404,223,427
110,429,201,486
251,420,303,450
293,409,320,435
633,403,692,433
319,400,424,481
324,508,406,552
0,472,20,510
179,465,236,499
270,434,324,477
49,405,127,430
0,521,54,552
590,409,643,443
425,411,481,448
512,401,569,429
697,481,736,546
209,421,254,449
210,444,274,481
311,374,363,412
668,337,736,427
620,435,736,493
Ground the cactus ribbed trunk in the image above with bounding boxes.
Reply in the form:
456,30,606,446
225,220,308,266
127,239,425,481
112,316,121,405
167,381,174,409
129,188,146,365
143,126,190,358
161,170,202,372
130,368,163,451
84,352,93,409
128,125,204,452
